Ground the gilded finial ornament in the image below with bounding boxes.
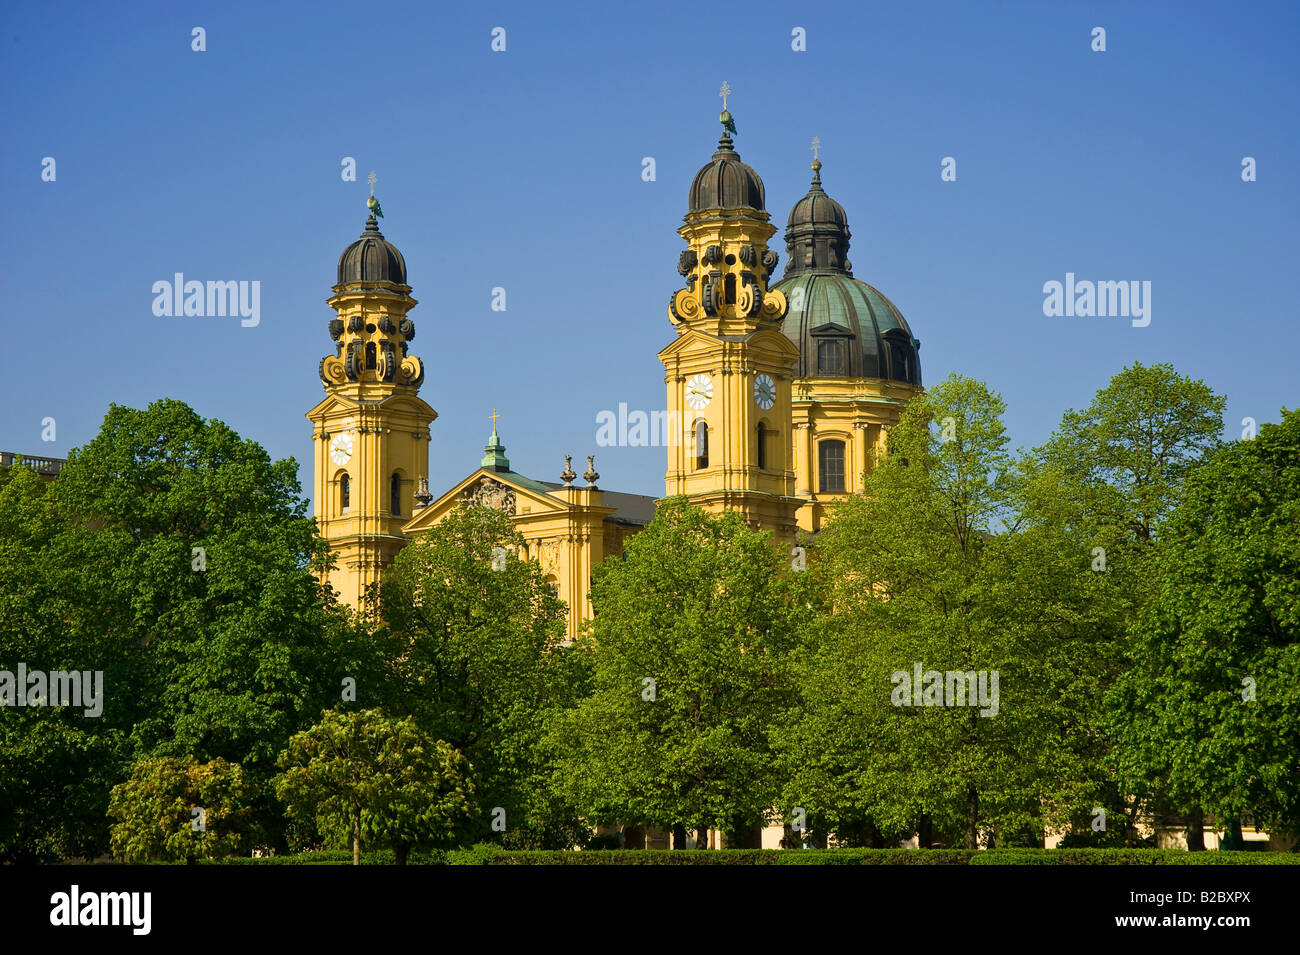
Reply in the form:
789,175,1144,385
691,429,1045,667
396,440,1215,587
489,408,501,430
366,171,383,219
718,81,737,136
810,137,822,162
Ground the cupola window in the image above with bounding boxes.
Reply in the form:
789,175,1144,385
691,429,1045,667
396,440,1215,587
818,340,845,375
390,474,401,517
340,473,351,513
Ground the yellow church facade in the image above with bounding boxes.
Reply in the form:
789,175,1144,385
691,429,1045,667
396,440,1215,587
308,109,923,640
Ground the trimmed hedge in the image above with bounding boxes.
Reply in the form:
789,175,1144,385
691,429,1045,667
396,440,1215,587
183,846,1298,865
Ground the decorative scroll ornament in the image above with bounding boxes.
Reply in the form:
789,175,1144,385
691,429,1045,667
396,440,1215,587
345,340,364,380
399,355,424,387
319,355,346,385
669,287,700,324
759,287,788,322
378,341,397,382
462,476,516,515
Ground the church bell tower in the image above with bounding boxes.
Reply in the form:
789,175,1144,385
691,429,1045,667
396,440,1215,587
659,88,802,539
307,184,436,608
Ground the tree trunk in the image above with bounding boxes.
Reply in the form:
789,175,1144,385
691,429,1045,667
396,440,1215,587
1186,807,1205,851
394,842,410,865
965,787,979,850
672,824,687,850
622,826,645,850
695,826,710,849
1221,818,1244,850
917,815,933,849
353,815,361,866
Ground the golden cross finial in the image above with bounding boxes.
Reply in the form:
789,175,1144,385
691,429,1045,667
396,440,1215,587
719,81,732,110
810,137,822,161
368,171,377,196
489,408,500,429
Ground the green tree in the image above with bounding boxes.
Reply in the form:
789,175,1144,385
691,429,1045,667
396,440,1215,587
551,498,813,847
1040,361,1225,547
0,460,131,862
274,708,474,864
1110,410,1300,844
1037,362,1226,844
783,374,1111,848
377,504,586,849
0,399,380,859
107,756,255,862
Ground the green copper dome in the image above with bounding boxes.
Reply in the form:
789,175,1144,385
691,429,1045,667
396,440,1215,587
775,272,921,384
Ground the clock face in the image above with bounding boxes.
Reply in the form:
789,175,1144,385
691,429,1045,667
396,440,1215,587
686,373,713,410
754,373,776,410
329,431,354,466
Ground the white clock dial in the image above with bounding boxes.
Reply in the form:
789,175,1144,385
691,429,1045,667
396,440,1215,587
754,373,776,410
329,432,354,466
686,374,713,410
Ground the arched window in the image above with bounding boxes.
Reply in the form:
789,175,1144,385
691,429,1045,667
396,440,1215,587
756,422,766,469
818,340,845,375
724,273,736,304
694,420,709,470
390,473,401,516
340,473,351,513
365,342,377,369
819,440,845,493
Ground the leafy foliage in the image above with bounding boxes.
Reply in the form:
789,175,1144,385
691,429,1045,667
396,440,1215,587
274,707,474,864
551,498,815,842
377,504,586,848
107,755,255,862
1110,410,1300,839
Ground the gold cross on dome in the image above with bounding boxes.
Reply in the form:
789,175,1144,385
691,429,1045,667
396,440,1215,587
810,137,822,161
489,408,500,428
368,171,377,196
719,81,732,110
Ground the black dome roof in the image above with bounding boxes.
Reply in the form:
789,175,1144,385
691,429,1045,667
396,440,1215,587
688,133,766,213
337,214,407,286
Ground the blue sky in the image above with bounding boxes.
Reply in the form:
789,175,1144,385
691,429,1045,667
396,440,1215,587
2,0,1296,504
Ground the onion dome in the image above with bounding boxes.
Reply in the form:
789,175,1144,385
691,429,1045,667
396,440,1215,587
774,160,921,385
784,160,851,276
688,132,767,213
337,213,407,286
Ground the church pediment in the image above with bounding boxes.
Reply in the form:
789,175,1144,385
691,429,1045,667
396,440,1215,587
400,468,566,534
810,321,854,337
